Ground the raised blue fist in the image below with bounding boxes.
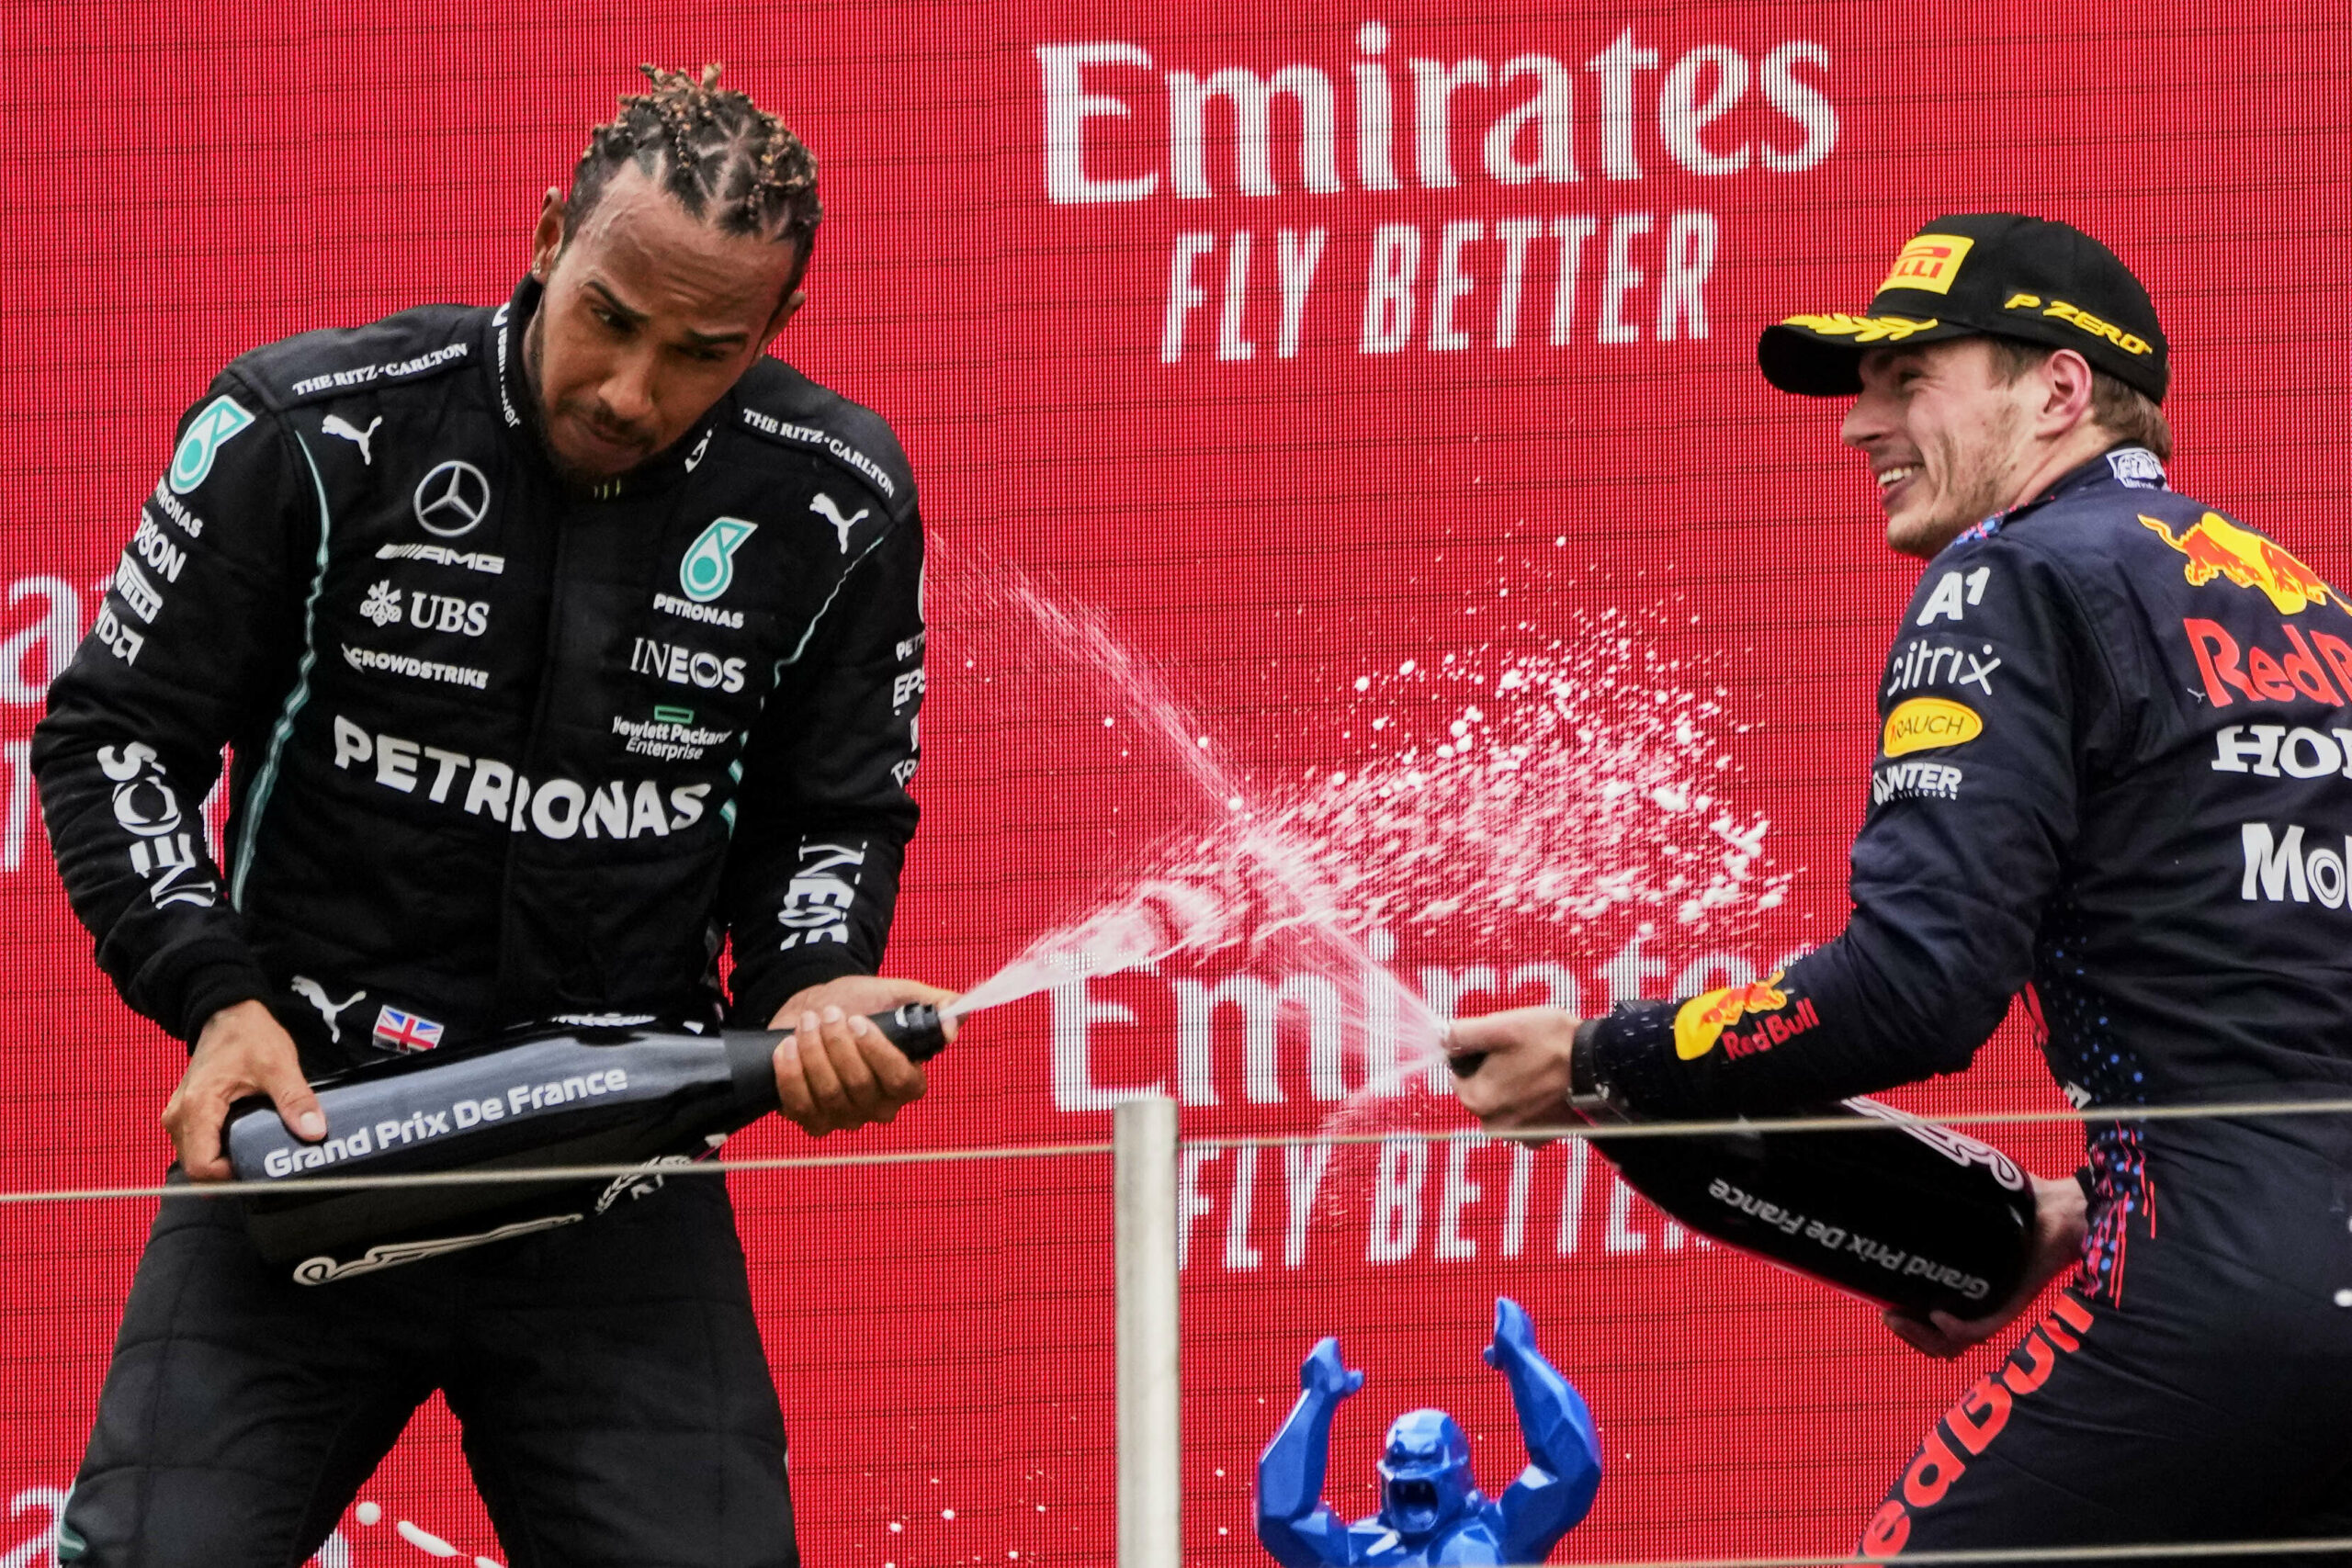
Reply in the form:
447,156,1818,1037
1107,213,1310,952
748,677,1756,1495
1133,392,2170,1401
1300,1337,1366,1399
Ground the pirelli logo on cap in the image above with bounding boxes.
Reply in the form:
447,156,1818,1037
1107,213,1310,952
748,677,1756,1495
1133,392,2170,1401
1878,234,1976,296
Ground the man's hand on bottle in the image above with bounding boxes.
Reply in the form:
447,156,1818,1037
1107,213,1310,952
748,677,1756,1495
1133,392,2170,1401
167,999,323,1181
1444,1006,1583,1136
768,976,958,1137
1880,1173,2090,1359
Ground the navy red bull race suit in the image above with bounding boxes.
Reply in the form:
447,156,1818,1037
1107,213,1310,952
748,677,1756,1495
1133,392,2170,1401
1578,446,2352,1550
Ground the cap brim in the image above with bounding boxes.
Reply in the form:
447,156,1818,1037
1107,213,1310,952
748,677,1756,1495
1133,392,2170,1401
1756,315,1974,397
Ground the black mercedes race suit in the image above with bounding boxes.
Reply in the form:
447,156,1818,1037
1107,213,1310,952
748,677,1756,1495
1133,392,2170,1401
32,276,926,1567
1577,448,2352,1552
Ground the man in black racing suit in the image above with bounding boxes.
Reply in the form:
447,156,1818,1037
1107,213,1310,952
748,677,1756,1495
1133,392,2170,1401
32,66,949,1566
1452,211,2352,1551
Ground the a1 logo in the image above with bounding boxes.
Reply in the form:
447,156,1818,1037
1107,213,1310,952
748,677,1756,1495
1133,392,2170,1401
679,517,756,604
168,395,254,495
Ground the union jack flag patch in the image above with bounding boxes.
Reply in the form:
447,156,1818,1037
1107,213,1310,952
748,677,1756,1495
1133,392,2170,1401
372,1006,444,1054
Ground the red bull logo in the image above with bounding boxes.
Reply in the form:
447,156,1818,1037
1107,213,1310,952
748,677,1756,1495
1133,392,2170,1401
1860,1293,2097,1556
1674,970,1808,1061
2142,512,2344,616
2181,618,2352,708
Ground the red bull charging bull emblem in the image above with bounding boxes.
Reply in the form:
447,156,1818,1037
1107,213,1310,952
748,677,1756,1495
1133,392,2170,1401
2141,512,2344,616
1673,970,1820,1061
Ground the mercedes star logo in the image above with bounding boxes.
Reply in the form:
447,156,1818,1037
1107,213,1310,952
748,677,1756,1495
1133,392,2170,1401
413,459,491,538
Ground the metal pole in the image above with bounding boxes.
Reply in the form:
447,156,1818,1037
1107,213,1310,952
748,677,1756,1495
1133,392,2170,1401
1115,1092,1180,1568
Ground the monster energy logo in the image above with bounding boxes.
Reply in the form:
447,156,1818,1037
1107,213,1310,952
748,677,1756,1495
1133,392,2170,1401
168,395,254,494
679,517,757,604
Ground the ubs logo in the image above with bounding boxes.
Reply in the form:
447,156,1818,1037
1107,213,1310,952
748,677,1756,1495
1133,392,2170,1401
413,460,491,538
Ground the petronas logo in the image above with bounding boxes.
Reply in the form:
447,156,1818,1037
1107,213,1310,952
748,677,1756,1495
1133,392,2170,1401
679,517,757,604
168,394,254,494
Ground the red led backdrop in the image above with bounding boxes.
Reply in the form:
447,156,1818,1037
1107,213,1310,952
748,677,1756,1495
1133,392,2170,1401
0,3,2345,1562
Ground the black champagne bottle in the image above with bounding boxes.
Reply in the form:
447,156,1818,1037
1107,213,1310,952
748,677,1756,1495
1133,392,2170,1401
1592,1097,2039,1315
223,1005,948,1282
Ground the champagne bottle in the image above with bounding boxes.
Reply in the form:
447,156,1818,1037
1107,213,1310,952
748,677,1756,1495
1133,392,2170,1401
223,1005,947,1284
1592,1098,2038,1316
1445,1053,2036,1314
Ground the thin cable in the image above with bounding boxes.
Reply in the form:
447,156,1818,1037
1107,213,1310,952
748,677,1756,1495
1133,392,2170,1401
5,1093,2352,1205
0,1141,1115,1205
1193,1093,2352,1151
1476,1540,2352,1568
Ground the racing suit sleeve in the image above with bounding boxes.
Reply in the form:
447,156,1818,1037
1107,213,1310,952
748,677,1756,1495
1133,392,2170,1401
720,501,926,1026
1585,542,2109,1118
30,376,314,1043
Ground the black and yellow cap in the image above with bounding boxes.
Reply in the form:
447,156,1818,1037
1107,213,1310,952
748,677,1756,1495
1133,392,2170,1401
1756,212,2168,402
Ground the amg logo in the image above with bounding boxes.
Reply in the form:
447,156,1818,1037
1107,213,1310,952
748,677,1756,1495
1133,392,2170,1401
377,542,505,574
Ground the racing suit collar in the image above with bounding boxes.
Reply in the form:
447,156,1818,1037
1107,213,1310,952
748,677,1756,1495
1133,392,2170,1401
2030,444,2170,510
492,275,733,502
1945,445,2169,550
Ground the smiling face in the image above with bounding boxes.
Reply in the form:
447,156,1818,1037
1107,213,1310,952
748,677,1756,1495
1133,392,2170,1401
524,163,805,482
1839,337,2047,559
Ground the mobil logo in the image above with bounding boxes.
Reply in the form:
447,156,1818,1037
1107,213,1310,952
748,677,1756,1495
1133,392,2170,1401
2142,512,2343,616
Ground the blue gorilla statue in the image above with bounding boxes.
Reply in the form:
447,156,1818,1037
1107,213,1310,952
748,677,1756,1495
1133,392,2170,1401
1256,1298,1600,1566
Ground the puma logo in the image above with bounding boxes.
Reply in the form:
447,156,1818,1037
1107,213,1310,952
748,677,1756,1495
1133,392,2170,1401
809,492,869,554
290,975,367,1044
321,414,381,465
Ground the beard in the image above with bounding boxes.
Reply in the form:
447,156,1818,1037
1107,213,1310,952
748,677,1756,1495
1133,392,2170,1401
1886,399,2028,558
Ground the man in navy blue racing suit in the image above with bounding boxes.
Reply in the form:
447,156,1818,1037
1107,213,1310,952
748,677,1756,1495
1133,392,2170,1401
1450,211,2352,1551
33,65,953,1566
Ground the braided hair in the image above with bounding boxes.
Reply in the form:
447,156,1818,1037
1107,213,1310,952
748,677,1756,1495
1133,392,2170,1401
566,63,821,282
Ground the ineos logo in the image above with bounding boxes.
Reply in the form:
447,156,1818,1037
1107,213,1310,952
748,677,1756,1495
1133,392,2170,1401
413,460,491,538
